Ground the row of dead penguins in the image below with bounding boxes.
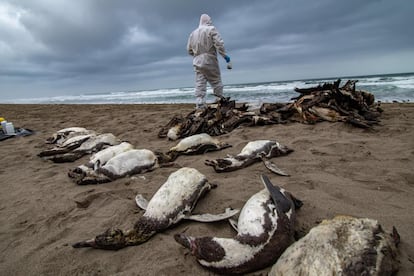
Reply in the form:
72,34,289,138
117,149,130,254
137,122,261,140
38,127,400,275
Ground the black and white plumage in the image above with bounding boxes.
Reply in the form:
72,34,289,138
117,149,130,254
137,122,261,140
39,133,119,163
166,133,231,161
45,127,95,145
86,142,134,170
68,147,158,185
205,140,292,175
174,175,302,275
72,167,238,250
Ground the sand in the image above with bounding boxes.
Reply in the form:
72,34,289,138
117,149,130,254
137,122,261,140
0,103,413,275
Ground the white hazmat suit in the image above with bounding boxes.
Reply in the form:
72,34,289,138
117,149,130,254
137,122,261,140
187,14,229,108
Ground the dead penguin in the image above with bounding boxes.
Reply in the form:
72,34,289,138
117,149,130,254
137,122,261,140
45,127,95,145
85,141,134,170
39,133,119,162
72,167,239,249
269,215,400,276
40,134,93,156
174,175,302,275
166,133,231,161
68,148,159,185
205,140,292,176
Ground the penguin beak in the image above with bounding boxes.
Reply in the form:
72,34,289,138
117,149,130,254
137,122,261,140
72,239,96,248
174,233,192,250
174,234,199,256
72,228,128,250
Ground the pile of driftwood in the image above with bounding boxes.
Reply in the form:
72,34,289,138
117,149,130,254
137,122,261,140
159,79,382,140
261,79,383,128
158,98,284,140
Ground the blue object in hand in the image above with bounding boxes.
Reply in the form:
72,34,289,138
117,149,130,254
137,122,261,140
224,55,231,63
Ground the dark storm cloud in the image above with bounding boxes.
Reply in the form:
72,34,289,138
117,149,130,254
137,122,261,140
1,0,413,99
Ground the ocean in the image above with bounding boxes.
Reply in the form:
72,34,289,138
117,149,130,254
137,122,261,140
4,72,414,106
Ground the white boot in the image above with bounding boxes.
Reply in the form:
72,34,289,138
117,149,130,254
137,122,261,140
195,97,206,109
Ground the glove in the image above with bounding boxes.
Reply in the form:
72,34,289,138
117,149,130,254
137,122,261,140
224,55,231,63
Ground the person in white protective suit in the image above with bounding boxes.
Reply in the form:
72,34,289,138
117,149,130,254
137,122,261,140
187,14,231,109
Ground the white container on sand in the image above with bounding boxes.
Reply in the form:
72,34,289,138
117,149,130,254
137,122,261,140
1,121,8,133
5,122,15,135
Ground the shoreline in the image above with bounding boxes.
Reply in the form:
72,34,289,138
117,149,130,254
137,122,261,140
1,99,413,105
2,71,414,105
0,103,413,275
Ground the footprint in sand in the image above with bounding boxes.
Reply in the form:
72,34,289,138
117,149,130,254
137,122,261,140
73,188,137,209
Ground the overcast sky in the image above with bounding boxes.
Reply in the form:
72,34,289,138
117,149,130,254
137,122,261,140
1,0,413,100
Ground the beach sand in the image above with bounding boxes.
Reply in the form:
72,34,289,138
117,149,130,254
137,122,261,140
0,103,413,275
